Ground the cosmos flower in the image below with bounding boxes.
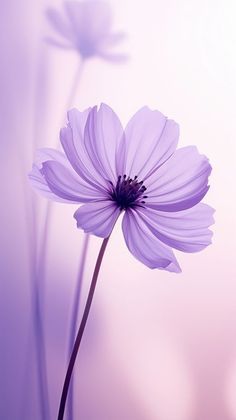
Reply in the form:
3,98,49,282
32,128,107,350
29,104,214,273
45,1,127,62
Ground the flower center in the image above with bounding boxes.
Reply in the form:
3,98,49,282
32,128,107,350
109,175,148,210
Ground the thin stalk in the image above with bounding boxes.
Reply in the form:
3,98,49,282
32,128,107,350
65,60,84,120
31,200,51,420
57,236,110,420
20,191,50,419
67,233,90,420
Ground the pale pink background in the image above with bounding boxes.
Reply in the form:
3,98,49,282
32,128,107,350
1,0,236,419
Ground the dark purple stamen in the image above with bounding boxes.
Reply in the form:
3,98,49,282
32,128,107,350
109,175,147,210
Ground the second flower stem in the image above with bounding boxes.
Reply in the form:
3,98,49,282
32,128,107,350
57,236,110,420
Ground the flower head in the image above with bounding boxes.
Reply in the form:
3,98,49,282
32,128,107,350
30,104,214,273
46,1,127,62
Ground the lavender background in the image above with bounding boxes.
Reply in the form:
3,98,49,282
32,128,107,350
1,0,236,419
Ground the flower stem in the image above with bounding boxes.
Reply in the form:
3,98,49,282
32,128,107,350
57,236,110,420
67,233,90,420
65,59,84,119
21,193,50,419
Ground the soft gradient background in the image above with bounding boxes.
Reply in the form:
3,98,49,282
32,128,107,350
1,0,236,419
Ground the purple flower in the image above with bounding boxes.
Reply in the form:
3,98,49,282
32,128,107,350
29,104,214,273
46,1,127,62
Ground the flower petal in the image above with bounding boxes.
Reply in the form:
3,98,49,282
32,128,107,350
146,146,212,211
74,201,120,238
29,148,77,202
124,107,179,180
60,108,109,192
95,33,128,62
122,209,181,272
44,36,73,50
97,51,129,63
102,32,127,46
46,8,74,42
84,104,124,183
65,1,112,40
40,158,105,203
136,204,215,252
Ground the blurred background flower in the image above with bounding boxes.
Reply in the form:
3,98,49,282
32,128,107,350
46,1,127,62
